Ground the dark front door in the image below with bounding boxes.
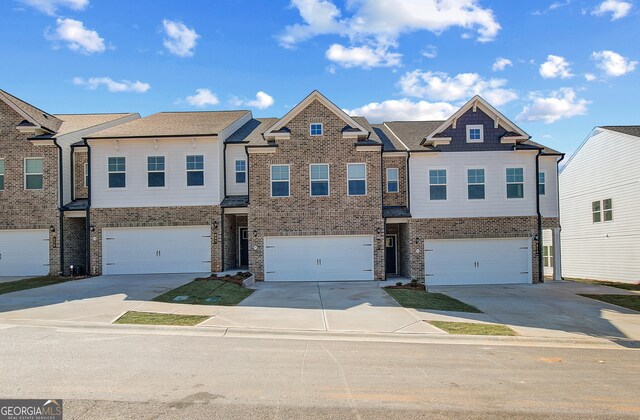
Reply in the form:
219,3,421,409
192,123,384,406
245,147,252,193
385,235,397,274
239,227,249,267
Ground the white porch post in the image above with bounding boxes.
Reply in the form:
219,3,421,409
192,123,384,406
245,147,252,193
552,227,562,281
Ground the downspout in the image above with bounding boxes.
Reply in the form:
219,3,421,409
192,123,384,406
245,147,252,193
535,149,543,283
70,146,75,202
221,142,228,272
84,139,92,275
406,151,411,212
53,139,64,276
380,147,386,281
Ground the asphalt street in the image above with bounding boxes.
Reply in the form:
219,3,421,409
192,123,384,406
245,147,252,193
0,325,638,419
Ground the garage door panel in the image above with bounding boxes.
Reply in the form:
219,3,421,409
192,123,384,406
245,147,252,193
103,226,211,275
0,230,50,276
425,238,531,286
264,235,374,282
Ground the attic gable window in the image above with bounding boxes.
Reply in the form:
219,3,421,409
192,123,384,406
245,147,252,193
310,123,323,136
466,125,484,143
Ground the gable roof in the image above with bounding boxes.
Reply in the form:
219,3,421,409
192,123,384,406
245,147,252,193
85,110,250,139
0,89,62,132
53,113,138,136
600,126,640,138
383,121,445,151
264,90,368,140
424,95,529,145
226,118,279,145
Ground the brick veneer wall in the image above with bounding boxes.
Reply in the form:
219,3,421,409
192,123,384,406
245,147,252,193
89,206,222,275
382,156,407,207
62,217,86,275
74,151,88,199
248,99,385,280
0,100,60,274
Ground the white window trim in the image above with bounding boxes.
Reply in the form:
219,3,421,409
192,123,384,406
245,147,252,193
505,166,525,200
538,171,546,196
310,123,323,136
235,159,247,184
83,162,88,188
24,157,44,190
309,163,330,197
466,167,486,201
603,198,613,223
186,154,205,187
428,168,448,201
592,200,602,223
466,124,484,143
270,164,290,198
147,155,167,189
347,163,367,196
386,167,399,193
107,156,126,190
0,158,4,191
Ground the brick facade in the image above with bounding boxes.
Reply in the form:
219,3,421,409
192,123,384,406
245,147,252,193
73,150,88,199
247,99,385,280
382,156,407,207
88,206,223,275
0,100,60,274
223,213,248,270
62,217,86,275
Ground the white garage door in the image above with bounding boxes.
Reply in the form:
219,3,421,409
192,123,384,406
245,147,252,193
102,226,211,275
424,238,532,286
0,229,50,276
264,235,374,281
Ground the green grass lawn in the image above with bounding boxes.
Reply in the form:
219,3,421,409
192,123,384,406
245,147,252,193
579,294,640,312
153,279,254,306
0,275,81,296
114,311,209,326
428,320,517,336
384,288,482,313
567,278,640,291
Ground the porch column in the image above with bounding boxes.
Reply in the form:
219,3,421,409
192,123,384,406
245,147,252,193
552,227,562,281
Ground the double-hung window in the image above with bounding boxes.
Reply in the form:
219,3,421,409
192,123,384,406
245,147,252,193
147,156,165,187
235,159,246,184
543,245,554,267
84,162,89,188
538,172,546,195
310,123,323,136
429,169,447,200
506,168,524,199
592,200,601,223
0,159,4,190
603,198,613,221
310,164,329,196
271,165,290,197
467,168,485,199
347,163,366,196
25,158,43,190
186,155,204,186
108,157,125,188
386,168,399,193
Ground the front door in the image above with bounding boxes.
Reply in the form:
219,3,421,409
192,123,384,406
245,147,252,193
385,235,397,274
239,227,249,267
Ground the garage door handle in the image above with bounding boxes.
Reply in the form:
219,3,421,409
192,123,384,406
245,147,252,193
106,263,115,266
520,247,529,250
363,269,372,272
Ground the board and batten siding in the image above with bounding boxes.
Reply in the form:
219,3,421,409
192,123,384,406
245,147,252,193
559,129,640,283
89,137,222,208
410,151,558,219
225,144,248,196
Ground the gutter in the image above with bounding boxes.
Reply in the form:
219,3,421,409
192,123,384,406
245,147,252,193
535,149,543,284
53,138,64,276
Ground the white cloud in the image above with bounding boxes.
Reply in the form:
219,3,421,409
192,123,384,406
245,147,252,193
243,91,275,109
162,19,199,57
72,77,150,93
398,70,518,106
591,50,637,76
492,57,512,71
184,89,219,107
278,0,501,67
539,54,573,79
48,18,105,54
20,0,88,15
584,72,597,81
592,0,632,20
517,88,589,124
325,43,401,68
421,44,437,59
344,99,457,123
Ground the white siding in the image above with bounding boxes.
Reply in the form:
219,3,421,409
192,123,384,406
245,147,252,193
217,111,252,201
90,137,222,208
539,156,559,217
410,151,552,218
225,144,248,196
559,129,640,283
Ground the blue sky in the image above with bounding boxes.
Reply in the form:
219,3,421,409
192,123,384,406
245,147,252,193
1,0,638,156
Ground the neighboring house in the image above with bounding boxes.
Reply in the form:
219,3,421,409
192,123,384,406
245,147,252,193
559,126,640,284
0,89,137,276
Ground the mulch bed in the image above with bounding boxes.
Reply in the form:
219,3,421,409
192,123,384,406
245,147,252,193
385,283,426,291
197,272,252,285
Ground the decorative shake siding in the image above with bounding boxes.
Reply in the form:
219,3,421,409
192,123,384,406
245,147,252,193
248,99,385,280
0,100,60,274
74,150,88,199
89,206,222,275
382,156,407,207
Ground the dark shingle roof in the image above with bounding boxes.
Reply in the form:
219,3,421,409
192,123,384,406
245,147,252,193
383,121,445,150
226,118,279,144
221,196,249,208
601,126,640,138
0,89,63,132
519,139,562,155
351,117,381,144
383,206,411,218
